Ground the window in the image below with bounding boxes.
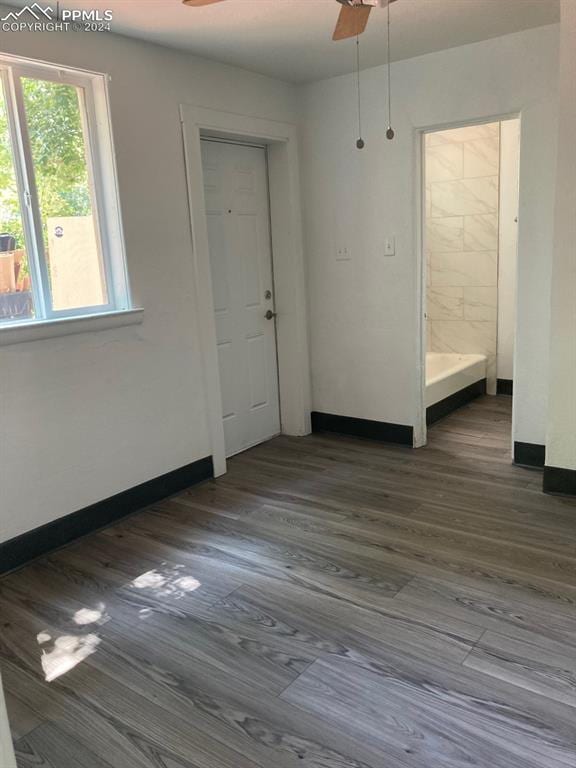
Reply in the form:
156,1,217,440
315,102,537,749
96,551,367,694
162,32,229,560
0,56,130,327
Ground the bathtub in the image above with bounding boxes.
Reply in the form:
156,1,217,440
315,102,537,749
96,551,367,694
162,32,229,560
426,353,487,410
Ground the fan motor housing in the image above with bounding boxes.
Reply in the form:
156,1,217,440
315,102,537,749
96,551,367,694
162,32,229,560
336,1,382,7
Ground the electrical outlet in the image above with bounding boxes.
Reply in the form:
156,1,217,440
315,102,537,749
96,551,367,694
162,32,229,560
336,246,351,261
384,236,396,256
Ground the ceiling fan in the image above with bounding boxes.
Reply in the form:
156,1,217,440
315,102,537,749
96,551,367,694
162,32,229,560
182,0,398,41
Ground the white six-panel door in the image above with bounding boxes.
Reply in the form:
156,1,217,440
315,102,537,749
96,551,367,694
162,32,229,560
201,140,281,457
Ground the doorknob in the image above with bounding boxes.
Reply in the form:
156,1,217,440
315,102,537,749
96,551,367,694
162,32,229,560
265,310,277,320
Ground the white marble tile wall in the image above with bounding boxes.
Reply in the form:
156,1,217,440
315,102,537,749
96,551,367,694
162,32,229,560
425,122,500,392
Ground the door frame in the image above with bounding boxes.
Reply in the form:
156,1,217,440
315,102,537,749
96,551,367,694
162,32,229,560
180,104,311,477
415,112,521,449
200,136,281,458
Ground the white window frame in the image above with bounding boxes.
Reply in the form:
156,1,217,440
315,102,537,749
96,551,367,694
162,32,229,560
0,54,132,327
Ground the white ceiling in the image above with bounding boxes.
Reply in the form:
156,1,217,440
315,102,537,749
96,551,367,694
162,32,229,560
3,0,560,83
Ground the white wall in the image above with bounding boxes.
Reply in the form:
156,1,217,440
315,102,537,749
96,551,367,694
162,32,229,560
546,0,576,473
497,118,521,382
298,25,559,444
0,672,16,768
0,13,298,543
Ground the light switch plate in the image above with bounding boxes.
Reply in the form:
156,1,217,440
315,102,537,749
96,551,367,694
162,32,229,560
384,237,395,256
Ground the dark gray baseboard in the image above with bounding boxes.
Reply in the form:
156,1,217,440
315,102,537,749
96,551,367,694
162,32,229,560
543,465,576,496
0,456,214,576
514,442,545,468
426,379,486,426
497,378,513,396
311,411,413,446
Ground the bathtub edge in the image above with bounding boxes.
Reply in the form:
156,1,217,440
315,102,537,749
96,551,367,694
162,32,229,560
426,379,487,426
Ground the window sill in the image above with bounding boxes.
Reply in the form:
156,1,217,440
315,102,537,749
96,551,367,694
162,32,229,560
0,308,144,347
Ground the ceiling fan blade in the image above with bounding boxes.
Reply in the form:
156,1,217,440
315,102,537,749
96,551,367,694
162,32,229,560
333,4,372,41
182,0,226,7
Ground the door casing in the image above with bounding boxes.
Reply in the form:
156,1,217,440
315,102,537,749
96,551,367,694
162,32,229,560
180,104,311,477
416,112,522,451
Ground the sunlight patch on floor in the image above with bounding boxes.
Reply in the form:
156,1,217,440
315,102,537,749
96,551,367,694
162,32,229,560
129,564,201,601
74,606,106,625
37,632,101,682
36,602,109,682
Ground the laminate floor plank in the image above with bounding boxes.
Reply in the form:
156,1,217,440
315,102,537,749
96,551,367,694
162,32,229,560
1,396,576,768
281,656,576,768
211,581,481,665
464,630,576,709
394,576,576,650
4,692,44,742
15,723,115,768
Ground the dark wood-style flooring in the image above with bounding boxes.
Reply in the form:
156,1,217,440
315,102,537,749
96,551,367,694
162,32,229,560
2,396,576,768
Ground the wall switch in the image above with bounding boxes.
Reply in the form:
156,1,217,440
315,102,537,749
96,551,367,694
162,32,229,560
384,236,396,256
336,246,352,261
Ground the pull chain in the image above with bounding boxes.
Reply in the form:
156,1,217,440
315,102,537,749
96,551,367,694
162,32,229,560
356,35,365,149
386,0,395,140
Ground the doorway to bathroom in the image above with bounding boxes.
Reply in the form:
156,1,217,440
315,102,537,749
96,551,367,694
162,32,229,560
420,118,521,450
